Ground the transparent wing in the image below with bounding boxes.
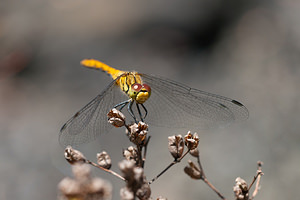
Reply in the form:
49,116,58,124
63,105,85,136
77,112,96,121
140,73,248,129
60,72,248,147
59,77,129,147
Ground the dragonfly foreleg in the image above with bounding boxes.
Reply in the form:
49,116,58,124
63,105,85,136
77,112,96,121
136,103,144,122
127,100,138,123
141,104,148,120
114,99,130,111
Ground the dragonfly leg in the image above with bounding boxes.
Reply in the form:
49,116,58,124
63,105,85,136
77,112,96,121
114,99,130,111
127,100,138,123
141,104,148,120
136,103,144,122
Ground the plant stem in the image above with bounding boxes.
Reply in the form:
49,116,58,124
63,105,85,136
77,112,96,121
196,149,226,200
85,160,125,181
149,150,190,184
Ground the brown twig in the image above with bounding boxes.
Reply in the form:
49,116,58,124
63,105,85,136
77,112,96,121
196,150,226,200
249,161,264,200
202,177,226,200
136,144,143,167
148,149,190,184
142,136,151,167
85,160,125,181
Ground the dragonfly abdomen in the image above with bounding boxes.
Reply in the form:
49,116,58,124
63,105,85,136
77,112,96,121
81,59,124,80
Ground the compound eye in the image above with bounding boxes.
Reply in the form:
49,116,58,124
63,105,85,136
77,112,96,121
132,83,142,92
142,84,151,92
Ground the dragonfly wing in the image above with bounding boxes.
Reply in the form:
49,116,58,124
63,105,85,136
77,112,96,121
140,74,248,129
59,77,128,147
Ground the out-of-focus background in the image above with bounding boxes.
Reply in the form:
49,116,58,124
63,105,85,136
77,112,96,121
1,0,299,199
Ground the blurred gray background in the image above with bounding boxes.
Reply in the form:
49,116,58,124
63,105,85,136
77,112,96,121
1,0,299,199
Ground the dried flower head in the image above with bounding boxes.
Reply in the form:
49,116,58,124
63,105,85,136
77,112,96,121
72,163,91,181
58,177,83,199
189,148,199,157
119,160,148,198
132,167,144,185
184,131,199,150
107,108,126,127
257,160,263,167
58,163,112,200
64,146,86,164
184,160,202,180
123,146,138,161
120,186,134,200
119,160,143,185
126,122,148,145
136,181,151,200
97,151,112,169
119,160,136,180
168,135,184,159
233,177,249,200
86,177,112,200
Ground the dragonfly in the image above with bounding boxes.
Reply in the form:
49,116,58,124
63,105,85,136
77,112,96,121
59,59,248,147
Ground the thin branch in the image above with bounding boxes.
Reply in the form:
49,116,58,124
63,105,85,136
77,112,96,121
196,150,226,200
149,150,190,184
85,160,125,181
249,161,264,200
202,178,226,200
248,170,263,191
196,150,205,178
251,170,262,198
142,136,151,167
136,144,143,168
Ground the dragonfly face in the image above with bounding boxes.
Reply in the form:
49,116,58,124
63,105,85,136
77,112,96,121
129,83,151,104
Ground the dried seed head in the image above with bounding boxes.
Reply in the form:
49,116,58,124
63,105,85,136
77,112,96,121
123,146,138,161
58,163,112,200
119,160,145,195
86,177,112,200
126,122,148,145
189,148,199,157
119,160,143,185
133,167,144,184
119,160,136,178
97,151,112,169
257,160,263,167
233,177,249,200
184,160,202,180
72,163,91,181
184,131,199,150
136,182,151,200
58,177,83,198
107,108,126,127
236,177,248,192
127,123,138,134
168,135,184,159
120,186,134,200
137,121,148,130
64,146,86,164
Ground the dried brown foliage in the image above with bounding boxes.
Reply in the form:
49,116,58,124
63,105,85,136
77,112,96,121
58,109,263,200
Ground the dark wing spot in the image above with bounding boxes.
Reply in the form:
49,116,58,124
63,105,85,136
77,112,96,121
231,100,244,107
219,103,228,109
74,112,80,117
60,123,67,132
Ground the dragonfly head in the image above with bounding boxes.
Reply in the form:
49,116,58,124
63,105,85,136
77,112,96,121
129,83,151,104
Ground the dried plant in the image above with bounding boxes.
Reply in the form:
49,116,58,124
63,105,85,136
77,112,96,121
58,109,263,200
58,163,112,200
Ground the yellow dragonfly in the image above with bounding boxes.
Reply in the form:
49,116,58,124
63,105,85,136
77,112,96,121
59,59,248,146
